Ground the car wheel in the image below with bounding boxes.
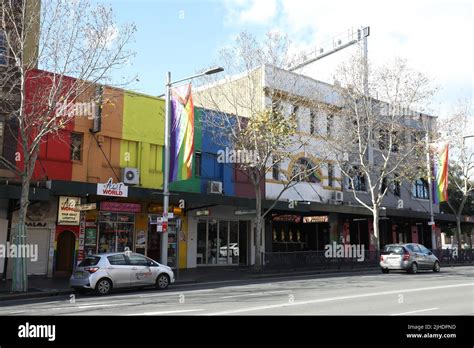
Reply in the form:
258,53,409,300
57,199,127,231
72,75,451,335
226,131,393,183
156,273,170,290
95,278,112,295
381,268,389,274
433,261,440,273
408,262,418,274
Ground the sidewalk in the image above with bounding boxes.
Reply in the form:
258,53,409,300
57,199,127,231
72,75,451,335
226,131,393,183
0,263,470,302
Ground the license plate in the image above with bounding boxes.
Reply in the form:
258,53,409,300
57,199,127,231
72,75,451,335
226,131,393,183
75,271,84,278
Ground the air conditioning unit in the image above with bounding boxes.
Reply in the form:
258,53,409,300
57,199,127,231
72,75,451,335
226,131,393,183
122,167,140,185
333,191,343,202
207,181,223,194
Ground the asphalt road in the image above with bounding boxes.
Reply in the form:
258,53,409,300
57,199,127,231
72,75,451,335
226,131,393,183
0,266,472,316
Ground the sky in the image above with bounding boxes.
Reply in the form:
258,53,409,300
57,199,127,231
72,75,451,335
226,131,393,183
100,0,472,119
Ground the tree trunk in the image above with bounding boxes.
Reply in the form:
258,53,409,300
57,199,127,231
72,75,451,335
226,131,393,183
12,175,30,292
253,184,262,271
455,215,462,251
372,207,380,253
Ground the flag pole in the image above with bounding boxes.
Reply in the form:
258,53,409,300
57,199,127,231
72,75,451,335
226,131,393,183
161,71,171,266
161,67,224,267
425,132,436,249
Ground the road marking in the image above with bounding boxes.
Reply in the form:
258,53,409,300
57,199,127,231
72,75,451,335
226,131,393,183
205,282,474,315
391,307,440,316
126,309,203,315
221,290,288,299
75,303,137,309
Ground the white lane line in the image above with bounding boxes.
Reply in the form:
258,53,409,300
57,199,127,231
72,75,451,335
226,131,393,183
391,307,440,316
221,290,288,299
126,309,203,316
76,303,137,309
205,282,474,315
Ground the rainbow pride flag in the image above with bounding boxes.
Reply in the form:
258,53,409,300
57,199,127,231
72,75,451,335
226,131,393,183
169,83,194,182
433,143,449,203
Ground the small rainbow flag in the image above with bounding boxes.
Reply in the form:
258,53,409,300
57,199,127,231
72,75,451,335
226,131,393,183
433,143,449,203
169,83,194,182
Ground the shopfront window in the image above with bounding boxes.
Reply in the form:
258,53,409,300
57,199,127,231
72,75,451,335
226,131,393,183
98,212,134,253
196,219,242,266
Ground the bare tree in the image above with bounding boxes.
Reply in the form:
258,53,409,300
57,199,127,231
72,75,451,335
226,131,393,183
195,32,326,270
323,56,437,252
441,101,474,250
0,0,135,292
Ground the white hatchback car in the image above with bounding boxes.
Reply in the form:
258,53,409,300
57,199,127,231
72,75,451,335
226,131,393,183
70,251,175,295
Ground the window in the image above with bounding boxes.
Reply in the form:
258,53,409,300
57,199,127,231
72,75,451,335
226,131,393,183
406,244,421,253
326,114,333,137
107,254,128,266
272,100,282,116
419,245,431,254
292,105,299,116
327,163,334,187
413,178,429,199
310,110,316,135
70,132,83,161
149,144,162,172
127,254,149,266
381,176,387,194
291,157,320,183
78,256,101,267
272,154,280,180
0,30,7,66
392,174,401,197
379,129,389,150
195,152,202,177
347,167,366,191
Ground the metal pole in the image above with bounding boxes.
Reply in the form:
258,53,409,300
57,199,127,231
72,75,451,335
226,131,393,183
161,71,171,265
362,27,369,96
425,132,436,249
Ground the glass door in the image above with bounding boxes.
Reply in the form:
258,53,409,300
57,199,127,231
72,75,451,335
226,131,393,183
196,219,240,265
229,221,239,264
218,221,229,264
208,220,218,264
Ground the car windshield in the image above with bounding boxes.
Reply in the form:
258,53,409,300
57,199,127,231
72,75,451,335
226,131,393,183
78,256,101,267
382,246,404,255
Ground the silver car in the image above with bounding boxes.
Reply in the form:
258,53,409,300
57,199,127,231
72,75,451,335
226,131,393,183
70,251,175,295
379,243,440,274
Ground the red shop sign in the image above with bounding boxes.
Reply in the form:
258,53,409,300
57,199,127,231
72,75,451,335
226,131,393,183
100,201,141,213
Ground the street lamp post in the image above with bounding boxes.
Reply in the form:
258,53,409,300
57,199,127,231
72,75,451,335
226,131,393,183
161,67,223,266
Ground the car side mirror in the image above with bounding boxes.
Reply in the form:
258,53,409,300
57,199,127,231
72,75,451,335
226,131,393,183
148,261,156,267
428,251,433,255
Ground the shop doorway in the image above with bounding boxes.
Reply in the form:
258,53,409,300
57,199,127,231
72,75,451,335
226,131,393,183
147,220,161,262
56,230,76,274
238,221,249,265
196,219,244,266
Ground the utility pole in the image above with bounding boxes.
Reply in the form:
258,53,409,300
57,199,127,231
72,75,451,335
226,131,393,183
425,132,436,249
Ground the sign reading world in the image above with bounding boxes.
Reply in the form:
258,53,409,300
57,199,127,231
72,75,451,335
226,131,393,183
97,178,128,197
57,196,81,225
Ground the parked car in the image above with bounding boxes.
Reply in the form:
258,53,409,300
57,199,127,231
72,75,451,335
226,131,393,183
70,251,175,295
379,243,440,274
219,243,239,257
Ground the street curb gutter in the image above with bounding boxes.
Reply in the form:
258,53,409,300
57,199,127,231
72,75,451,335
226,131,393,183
0,290,72,302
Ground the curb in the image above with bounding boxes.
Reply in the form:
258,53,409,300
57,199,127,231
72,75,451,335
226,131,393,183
0,289,72,302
